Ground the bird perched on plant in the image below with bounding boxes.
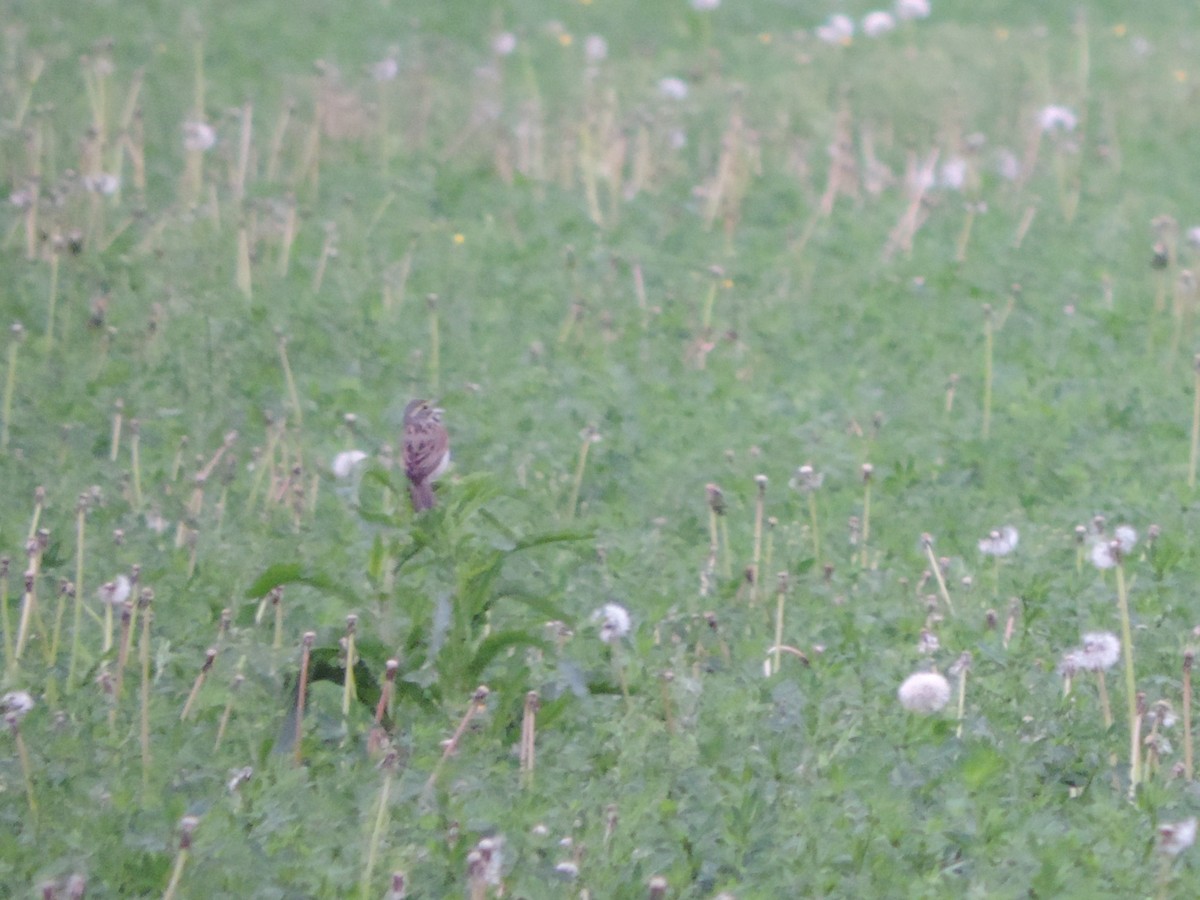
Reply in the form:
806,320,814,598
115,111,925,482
402,399,450,511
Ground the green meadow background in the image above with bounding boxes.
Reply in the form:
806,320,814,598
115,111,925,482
3,0,1200,896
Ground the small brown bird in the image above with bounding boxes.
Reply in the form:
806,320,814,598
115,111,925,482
402,399,450,511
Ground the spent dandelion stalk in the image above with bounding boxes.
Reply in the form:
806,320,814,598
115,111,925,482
1184,650,1194,781
520,690,538,787
179,647,217,721
566,426,600,520
424,685,490,796
859,463,874,569
138,588,153,782
276,331,303,428
341,615,358,717
2,323,25,451
294,631,315,766
0,557,10,671
750,475,767,602
1190,354,1200,489
374,659,399,725
65,494,89,685
790,465,823,564
161,816,199,900
213,670,244,751
920,534,955,614
982,304,994,439
771,572,789,675
361,750,398,899
951,652,972,738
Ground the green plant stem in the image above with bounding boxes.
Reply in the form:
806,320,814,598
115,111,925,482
277,334,303,428
923,541,954,614
860,480,871,569
12,726,37,821
360,763,394,898
1,329,21,451
1189,355,1200,489
67,503,86,685
982,305,993,440
1114,562,1138,793
771,574,787,675
806,492,821,564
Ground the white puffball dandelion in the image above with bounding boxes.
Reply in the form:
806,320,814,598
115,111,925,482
897,671,951,714
332,449,368,478
1079,631,1120,671
1089,539,1119,569
491,32,517,57
183,121,217,152
2,691,35,721
978,525,1019,556
1159,817,1198,857
1114,525,1138,554
1037,105,1077,134
98,574,132,607
584,34,608,63
657,76,689,100
815,14,855,45
894,0,931,21
594,602,632,644
863,11,896,37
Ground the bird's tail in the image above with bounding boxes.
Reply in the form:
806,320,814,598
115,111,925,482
409,479,435,512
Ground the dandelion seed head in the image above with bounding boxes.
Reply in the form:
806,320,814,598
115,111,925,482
584,34,608,62
492,32,517,57
98,574,132,607
1037,105,1077,134
658,76,689,100
895,0,931,20
897,671,951,713
1079,631,1120,671
2,691,34,721
332,449,368,478
1089,539,1118,569
815,14,855,45
1160,817,1197,857
594,602,631,643
183,121,217,152
863,11,896,37
978,525,1019,556
1114,524,1137,553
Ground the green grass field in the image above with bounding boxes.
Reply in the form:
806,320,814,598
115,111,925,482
4,1,1200,896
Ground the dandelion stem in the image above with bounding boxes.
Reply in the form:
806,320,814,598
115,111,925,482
214,670,244,751
771,573,788,676
1189,355,1200,489
342,616,358,717
139,590,153,786
860,468,873,569
1184,651,1194,781
1129,691,1144,799
806,492,822,565
982,304,994,440
295,631,315,766
424,685,489,796
520,690,539,788
361,756,395,899
276,332,303,428
1114,560,1139,793
751,476,767,603
10,721,37,821
922,539,955,614
1,324,24,451
566,427,597,520
66,497,87,686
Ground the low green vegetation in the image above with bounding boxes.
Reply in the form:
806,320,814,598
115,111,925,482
3,1,1200,896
